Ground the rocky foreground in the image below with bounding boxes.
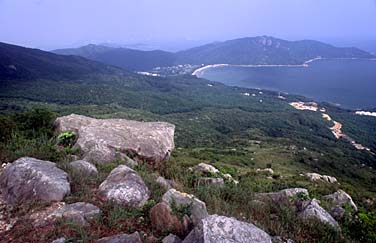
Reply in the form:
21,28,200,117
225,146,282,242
0,114,358,242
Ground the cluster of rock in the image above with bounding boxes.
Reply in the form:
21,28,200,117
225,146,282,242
0,114,360,242
323,190,358,220
255,187,357,230
150,189,273,243
0,158,357,242
304,172,337,183
189,162,239,186
0,156,274,243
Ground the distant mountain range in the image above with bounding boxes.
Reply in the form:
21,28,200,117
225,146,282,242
0,42,127,80
175,36,374,65
54,44,176,71
53,36,375,71
1,36,374,81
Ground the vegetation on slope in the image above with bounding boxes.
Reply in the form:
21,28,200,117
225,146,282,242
1,42,376,242
0,109,376,242
0,42,129,80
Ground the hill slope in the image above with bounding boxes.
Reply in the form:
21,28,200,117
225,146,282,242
176,36,375,65
1,42,376,242
0,42,127,80
54,44,176,71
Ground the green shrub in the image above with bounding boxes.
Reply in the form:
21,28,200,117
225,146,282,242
345,211,376,242
13,108,56,136
0,116,15,142
57,131,76,147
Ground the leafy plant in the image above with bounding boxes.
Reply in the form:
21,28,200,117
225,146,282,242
57,131,76,147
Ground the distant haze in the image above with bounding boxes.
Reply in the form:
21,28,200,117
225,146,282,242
0,0,376,51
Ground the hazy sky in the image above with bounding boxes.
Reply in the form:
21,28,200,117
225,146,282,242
0,0,376,50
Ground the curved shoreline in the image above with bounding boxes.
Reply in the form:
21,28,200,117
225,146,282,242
191,57,376,76
289,102,374,154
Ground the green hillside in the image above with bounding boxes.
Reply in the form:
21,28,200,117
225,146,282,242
1,42,376,242
0,42,128,81
176,36,374,65
54,44,176,71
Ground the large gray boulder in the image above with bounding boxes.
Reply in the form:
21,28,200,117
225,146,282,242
298,199,339,230
324,190,357,212
183,215,272,243
162,189,209,226
98,165,149,207
96,232,142,243
55,114,175,164
0,157,70,204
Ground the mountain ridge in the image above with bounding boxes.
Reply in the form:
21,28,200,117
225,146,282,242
0,42,129,81
54,44,176,71
176,36,374,65
52,36,375,71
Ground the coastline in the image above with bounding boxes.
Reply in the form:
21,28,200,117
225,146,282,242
355,111,376,117
191,57,376,76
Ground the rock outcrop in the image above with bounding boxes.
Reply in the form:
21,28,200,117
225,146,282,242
0,157,70,204
58,202,101,227
30,202,101,227
70,160,98,175
324,190,357,220
55,114,175,164
192,163,219,175
183,215,272,243
255,188,309,205
96,232,142,243
298,199,339,230
222,173,239,184
324,190,357,211
162,189,209,226
305,173,337,183
256,168,274,175
98,165,149,207
190,163,238,185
